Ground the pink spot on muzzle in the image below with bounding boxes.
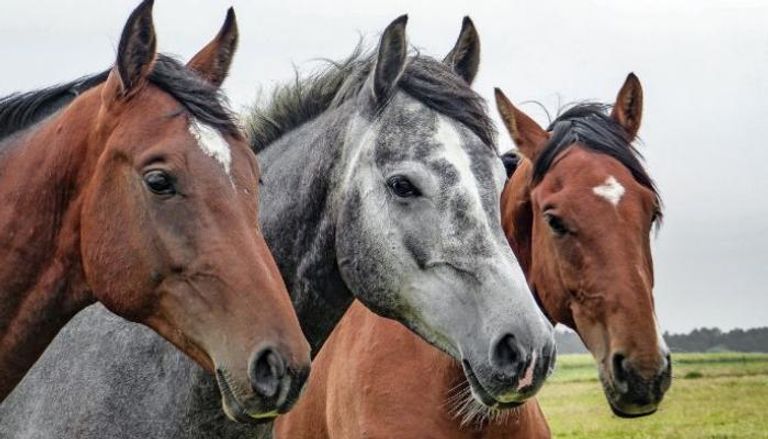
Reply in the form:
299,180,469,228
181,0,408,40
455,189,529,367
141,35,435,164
516,350,537,391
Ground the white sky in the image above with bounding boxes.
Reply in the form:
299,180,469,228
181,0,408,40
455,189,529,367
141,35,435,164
1,0,766,333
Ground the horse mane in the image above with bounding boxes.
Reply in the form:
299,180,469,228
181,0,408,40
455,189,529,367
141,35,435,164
245,44,496,153
534,103,662,221
0,71,110,141
0,54,240,143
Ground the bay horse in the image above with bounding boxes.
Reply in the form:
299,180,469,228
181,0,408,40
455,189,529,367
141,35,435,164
0,16,555,439
274,73,671,437
0,0,310,421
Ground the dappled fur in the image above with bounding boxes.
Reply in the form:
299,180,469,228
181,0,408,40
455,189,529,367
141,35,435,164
246,44,496,152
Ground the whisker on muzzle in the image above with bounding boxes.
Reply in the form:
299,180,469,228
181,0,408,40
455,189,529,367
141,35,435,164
443,378,523,429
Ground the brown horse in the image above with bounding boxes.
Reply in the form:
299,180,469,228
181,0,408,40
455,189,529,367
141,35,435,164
0,0,310,421
275,74,670,437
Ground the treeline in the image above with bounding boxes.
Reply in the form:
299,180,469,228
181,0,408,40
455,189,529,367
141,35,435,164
663,327,768,353
554,327,768,354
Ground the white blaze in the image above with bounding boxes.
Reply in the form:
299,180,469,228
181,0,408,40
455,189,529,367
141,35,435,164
189,120,232,176
592,175,625,206
435,115,487,225
435,119,492,238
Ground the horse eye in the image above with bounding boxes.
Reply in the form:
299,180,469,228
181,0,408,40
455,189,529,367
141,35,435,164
144,170,176,196
544,212,569,237
387,175,421,198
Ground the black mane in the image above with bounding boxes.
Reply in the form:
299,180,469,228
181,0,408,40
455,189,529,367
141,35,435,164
0,54,240,142
149,55,240,138
246,45,495,152
533,103,661,216
0,71,109,141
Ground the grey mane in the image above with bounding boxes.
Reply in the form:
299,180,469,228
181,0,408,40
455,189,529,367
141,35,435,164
246,44,496,152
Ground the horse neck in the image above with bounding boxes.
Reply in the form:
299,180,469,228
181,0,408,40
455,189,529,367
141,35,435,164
0,93,101,399
256,105,358,357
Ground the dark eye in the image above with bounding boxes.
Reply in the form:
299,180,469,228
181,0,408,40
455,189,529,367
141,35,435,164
144,170,176,196
543,212,569,236
387,175,421,198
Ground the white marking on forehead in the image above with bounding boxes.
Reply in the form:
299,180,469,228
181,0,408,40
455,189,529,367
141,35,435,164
341,115,379,188
435,116,522,268
435,116,486,218
405,99,425,113
188,120,232,176
592,175,625,206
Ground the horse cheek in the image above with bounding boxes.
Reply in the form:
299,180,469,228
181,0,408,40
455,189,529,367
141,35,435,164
80,164,158,321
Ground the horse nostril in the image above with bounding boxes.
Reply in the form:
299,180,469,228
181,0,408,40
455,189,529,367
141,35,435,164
491,333,524,374
249,347,286,399
612,353,629,390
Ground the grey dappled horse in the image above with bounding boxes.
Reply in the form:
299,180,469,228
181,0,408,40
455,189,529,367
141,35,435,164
0,16,554,438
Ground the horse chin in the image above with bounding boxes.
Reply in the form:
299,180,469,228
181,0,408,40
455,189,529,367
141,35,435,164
598,368,660,419
609,402,657,419
461,360,525,410
216,369,277,425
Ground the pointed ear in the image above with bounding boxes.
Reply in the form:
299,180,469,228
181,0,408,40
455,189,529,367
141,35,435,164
113,0,157,98
611,72,643,140
494,88,549,162
187,8,239,87
372,15,408,102
443,16,480,85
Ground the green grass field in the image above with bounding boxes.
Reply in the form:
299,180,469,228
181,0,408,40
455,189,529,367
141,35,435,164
537,353,768,438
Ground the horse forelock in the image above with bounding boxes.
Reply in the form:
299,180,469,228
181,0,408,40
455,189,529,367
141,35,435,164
533,102,662,225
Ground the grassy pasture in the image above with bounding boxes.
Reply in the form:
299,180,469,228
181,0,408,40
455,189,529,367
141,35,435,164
537,353,768,438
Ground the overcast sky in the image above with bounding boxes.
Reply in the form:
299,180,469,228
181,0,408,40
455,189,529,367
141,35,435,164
1,0,766,333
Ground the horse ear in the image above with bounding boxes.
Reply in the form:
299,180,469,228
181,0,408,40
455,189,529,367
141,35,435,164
494,88,549,162
187,8,239,88
372,15,408,102
611,73,643,141
114,0,157,98
443,16,480,85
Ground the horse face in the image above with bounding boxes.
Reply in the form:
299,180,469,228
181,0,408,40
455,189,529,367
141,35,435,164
337,90,555,407
529,148,670,416
496,79,670,418
78,2,309,423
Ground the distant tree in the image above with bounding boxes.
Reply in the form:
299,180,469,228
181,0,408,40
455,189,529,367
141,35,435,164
556,327,768,354
665,327,768,353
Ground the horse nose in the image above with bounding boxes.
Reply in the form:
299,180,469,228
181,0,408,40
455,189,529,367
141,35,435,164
611,351,669,400
490,333,525,376
249,346,286,399
608,351,670,417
